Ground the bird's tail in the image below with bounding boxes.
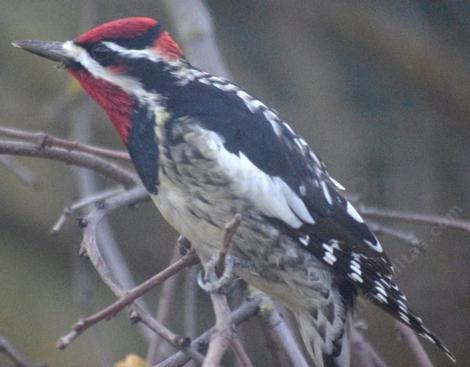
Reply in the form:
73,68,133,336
294,306,352,367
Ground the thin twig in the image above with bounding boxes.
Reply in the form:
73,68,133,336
368,221,420,246
0,126,130,161
203,213,248,367
155,297,261,367
51,186,124,235
146,245,185,365
57,250,199,349
215,213,241,277
229,337,254,367
359,205,470,232
69,99,111,367
257,294,309,367
203,294,234,367
62,186,204,363
395,322,433,367
0,140,137,187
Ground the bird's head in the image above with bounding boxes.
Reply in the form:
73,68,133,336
13,17,184,142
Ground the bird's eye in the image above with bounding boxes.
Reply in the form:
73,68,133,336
90,44,113,63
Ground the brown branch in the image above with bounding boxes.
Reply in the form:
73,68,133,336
368,221,420,247
359,205,470,233
203,293,234,367
146,245,185,364
51,186,124,235
0,140,137,187
229,337,254,367
57,249,199,349
58,186,204,363
0,335,46,367
257,295,310,367
0,126,130,161
215,213,241,277
394,322,433,367
203,213,250,367
155,297,261,367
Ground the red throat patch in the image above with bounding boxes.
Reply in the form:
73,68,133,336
67,68,133,143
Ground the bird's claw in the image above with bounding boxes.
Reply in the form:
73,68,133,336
197,254,235,294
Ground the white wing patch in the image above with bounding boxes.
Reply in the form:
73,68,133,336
346,201,364,223
320,180,333,205
364,239,383,253
195,128,315,228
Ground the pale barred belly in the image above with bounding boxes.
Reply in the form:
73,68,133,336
151,172,333,311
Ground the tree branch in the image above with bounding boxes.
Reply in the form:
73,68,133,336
59,186,204,363
0,140,137,187
0,126,130,161
359,205,470,233
203,294,234,367
395,322,433,367
57,250,199,349
155,297,261,367
51,186,124,235
257,295,310,367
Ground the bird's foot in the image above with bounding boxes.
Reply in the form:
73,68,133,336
197,254,235,294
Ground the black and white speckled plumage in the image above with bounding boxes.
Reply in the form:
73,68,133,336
49,19,455,366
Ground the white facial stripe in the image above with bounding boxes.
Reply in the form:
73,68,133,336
62,41,162,107
103,41,160,61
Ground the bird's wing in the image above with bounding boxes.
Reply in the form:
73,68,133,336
168,77,454,360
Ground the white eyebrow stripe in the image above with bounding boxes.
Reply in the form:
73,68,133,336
62,41,162,106
103,41,161,61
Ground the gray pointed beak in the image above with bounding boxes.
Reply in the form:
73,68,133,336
12,40,69,63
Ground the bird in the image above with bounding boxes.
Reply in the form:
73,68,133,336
13,17,455,366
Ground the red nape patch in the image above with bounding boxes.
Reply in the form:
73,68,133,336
153,31,183,60
67,68,133,143
75,17,157,44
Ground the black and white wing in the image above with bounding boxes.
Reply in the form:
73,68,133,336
171,74,455,361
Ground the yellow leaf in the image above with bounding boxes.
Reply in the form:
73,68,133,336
114,354,148,367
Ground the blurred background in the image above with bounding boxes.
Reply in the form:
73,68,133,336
1,0,469,366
